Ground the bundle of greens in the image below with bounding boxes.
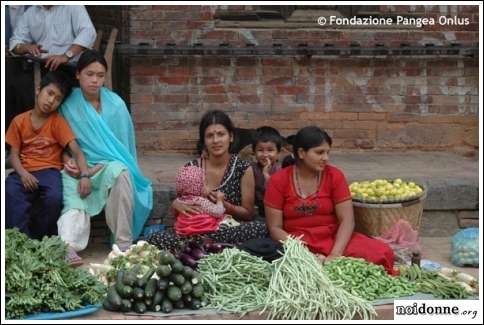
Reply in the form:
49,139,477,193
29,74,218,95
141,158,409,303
6,229,106,319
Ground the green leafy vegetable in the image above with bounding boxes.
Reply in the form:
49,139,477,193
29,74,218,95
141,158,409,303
6,229,106,319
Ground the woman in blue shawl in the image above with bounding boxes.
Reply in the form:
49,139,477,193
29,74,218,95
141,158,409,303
58,50,152,264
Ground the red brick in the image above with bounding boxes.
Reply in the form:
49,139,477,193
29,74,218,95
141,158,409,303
158,76,189,85
275,86,305,95
203,94,227,103
428,95,459,106
199,76,223,85
234,67,257,80
358,112,387,121
131,76,154,86
342,120,378,130
264,79,292,88
238,95,260,104
262,58,290,66
131,94,153,104
131,66,165,76
154,94,188,104
204,85,226,94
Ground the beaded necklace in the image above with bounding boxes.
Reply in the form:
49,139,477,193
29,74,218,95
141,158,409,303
294,166,322,216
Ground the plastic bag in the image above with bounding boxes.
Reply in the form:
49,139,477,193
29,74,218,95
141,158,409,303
375,219,421,265
451,228,479,267
57,209,90,252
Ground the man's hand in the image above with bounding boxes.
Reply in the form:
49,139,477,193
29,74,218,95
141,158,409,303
45,55,69,71
19,171,39,192
78,178,92,198
20,44,48,57
64,158,80,178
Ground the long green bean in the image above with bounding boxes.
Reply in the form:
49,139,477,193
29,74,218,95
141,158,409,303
263,237,376,320
198,248,272,315
400,264,472,299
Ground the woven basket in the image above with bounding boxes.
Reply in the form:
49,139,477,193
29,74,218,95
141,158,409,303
353,189,427,237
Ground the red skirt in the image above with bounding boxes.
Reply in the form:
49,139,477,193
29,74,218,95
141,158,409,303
284,214,396,274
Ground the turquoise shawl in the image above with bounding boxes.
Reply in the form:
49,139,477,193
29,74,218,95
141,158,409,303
60,87,153,240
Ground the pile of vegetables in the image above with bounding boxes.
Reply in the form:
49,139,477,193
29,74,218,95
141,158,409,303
198,248,272,314
89,241,161,284
6,229,106,319
438,267,479,294
178,240,229,270
262,237,376,320
323,257,416,300
399,264,475,299
103,250,205,314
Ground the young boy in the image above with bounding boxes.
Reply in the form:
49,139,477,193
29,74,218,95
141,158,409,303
251,126,283,218
6,71,91,239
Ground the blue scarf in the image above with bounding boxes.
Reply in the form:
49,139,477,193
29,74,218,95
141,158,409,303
60,87,152,240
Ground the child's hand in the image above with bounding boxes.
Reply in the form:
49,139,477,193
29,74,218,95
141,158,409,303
201,184,210,198
215,191,225,202
88,164,104,177
78,178,92,198
64,158,81,178
262,157,272,179
19,171,39,192
208,190,224,203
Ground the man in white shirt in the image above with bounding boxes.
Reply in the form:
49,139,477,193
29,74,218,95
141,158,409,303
10,5,96,71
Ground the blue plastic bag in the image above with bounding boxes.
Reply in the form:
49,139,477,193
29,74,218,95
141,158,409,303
451,228,479,267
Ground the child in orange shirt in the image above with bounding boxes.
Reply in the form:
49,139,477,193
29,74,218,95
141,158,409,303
6,71,91,239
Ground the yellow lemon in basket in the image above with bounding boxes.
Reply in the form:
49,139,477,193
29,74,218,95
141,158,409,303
394,178,403,184
408,182,416,187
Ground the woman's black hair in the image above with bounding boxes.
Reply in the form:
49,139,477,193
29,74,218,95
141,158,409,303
40,71,72,99
76,49,108,72
285,126,332,165
197,110,235,155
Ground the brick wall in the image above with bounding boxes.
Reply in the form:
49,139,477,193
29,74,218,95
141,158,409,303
91,5,479,154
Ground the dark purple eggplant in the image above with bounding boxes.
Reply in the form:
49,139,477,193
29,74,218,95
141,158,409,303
179,253,198,269
182,245,192,255
190,248,206,260
208,243,224,253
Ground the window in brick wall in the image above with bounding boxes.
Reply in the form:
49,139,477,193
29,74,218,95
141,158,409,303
215,5,422,29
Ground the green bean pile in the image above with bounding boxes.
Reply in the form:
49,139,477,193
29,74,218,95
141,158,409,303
263,237,376,320
400,265,472,299
323,257,416,301
198,248,272,314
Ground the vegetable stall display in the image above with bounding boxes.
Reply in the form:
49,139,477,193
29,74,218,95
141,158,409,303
5,229,106,319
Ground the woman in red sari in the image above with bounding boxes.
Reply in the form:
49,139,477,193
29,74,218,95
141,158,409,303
264,126,395,274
